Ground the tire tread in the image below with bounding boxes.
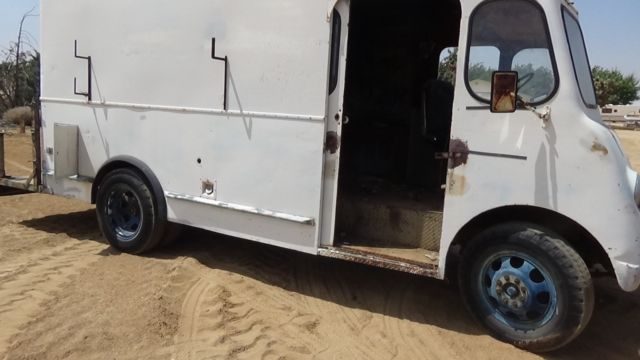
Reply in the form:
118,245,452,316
459,223,594,352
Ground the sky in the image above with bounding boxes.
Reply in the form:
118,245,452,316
0,0,38,53
1,0,639,102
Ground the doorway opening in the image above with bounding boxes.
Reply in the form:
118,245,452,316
334,0,461,265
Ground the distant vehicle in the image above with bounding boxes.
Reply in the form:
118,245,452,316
600,106,640,128
1,0,638,352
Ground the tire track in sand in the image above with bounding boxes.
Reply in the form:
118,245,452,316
0,225,106,356
172,259,272,360
169,248,323,360
174,277,212,360
0,230,91,283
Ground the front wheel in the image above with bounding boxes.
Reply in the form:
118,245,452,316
459,225,594,352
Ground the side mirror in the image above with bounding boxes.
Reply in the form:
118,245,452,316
490,71,518,113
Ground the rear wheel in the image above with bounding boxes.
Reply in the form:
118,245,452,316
459,224,594,352
96,168,165,254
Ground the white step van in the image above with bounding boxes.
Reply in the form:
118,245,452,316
1,0,637,351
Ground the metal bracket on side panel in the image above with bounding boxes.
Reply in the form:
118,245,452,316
73,40,92,101
165,191,315,225
211,38,229,111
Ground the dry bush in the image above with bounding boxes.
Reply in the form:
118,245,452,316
2,106,34,133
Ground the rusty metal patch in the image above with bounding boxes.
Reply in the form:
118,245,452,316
318,246,439,278
591,140,609,156
447,174,467,196
201,179,216,197
325,131,340,154
448,139,469,169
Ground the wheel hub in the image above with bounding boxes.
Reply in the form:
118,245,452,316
480,253,558,330
495,275,529,309
105,187,143,242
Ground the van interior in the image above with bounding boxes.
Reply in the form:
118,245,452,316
335,0,462,265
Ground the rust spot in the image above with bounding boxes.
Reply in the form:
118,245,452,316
318,247,438,277
591,141,609,156
448,174,467,196
449,139,469,169
201,180,216,197
325,131,340,154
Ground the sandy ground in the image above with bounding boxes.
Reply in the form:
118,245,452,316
0,130,639,359
1,128,34,178
615,129,640,170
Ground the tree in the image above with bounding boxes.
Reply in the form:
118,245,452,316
592,66,640,106
438,48,458,85
0,47,40,116
0,8,39,116
437,49,555,101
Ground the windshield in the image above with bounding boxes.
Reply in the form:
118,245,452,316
563,8,597,108
466,0,558,105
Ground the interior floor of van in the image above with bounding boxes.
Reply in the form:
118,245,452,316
333,0,461,267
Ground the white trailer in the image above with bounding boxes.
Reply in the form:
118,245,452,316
1,0,638,352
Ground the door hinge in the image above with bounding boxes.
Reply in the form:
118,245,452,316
325,131,340,154
436,139,469,169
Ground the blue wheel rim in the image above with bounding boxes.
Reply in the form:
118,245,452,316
478,252,558,331
105,186,143,242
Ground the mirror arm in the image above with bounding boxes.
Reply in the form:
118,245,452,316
518,97,551,127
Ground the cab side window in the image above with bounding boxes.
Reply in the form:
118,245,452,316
466,0,558,105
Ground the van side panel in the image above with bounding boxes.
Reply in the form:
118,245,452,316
41,0,332,253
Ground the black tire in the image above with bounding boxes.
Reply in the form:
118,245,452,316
96,168,166,254
459,223,594,352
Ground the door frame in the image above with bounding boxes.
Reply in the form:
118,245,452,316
320,0,351,248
